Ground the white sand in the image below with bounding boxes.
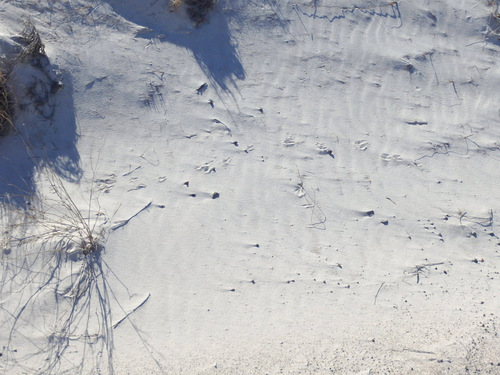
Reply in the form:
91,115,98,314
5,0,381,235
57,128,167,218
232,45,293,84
1,0,500,374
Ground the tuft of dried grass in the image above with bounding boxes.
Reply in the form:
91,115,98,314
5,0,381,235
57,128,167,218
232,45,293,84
17,20,45,63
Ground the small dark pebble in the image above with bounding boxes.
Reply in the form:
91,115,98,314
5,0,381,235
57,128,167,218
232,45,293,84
366,210,375,217
184,181,189,187
189,194,196,197
381,220,389,225
196,82,208,94
212,192,220,199
230,289,235,292
233,141,239,147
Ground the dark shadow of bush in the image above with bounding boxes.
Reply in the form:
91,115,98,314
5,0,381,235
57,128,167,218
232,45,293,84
105,0,245,93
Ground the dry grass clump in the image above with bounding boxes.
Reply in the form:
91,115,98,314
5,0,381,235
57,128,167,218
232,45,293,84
0,20,47,137
170,0,215,25
0,71,13,137
0,163,111,373
17,20,45,63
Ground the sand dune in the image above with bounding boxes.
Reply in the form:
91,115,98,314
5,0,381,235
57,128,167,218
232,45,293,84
1,0,500,374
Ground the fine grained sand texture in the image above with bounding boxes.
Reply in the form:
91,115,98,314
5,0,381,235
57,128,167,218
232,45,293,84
1,0,500,374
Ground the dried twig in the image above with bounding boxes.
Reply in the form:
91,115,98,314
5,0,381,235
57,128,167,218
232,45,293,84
374,282,385,305
113,293,151,329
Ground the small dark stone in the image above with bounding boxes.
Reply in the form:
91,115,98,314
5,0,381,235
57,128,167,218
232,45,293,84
183,181,189,187
3,248,11,255
196,82,208,95
189,194,196,197
381,220,389,225
212,192,220,199
366,210,375,217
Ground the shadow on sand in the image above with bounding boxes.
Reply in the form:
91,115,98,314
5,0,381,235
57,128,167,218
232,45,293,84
105,0,245,93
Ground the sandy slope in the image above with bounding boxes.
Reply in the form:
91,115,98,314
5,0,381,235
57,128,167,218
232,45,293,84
1,0,500,374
